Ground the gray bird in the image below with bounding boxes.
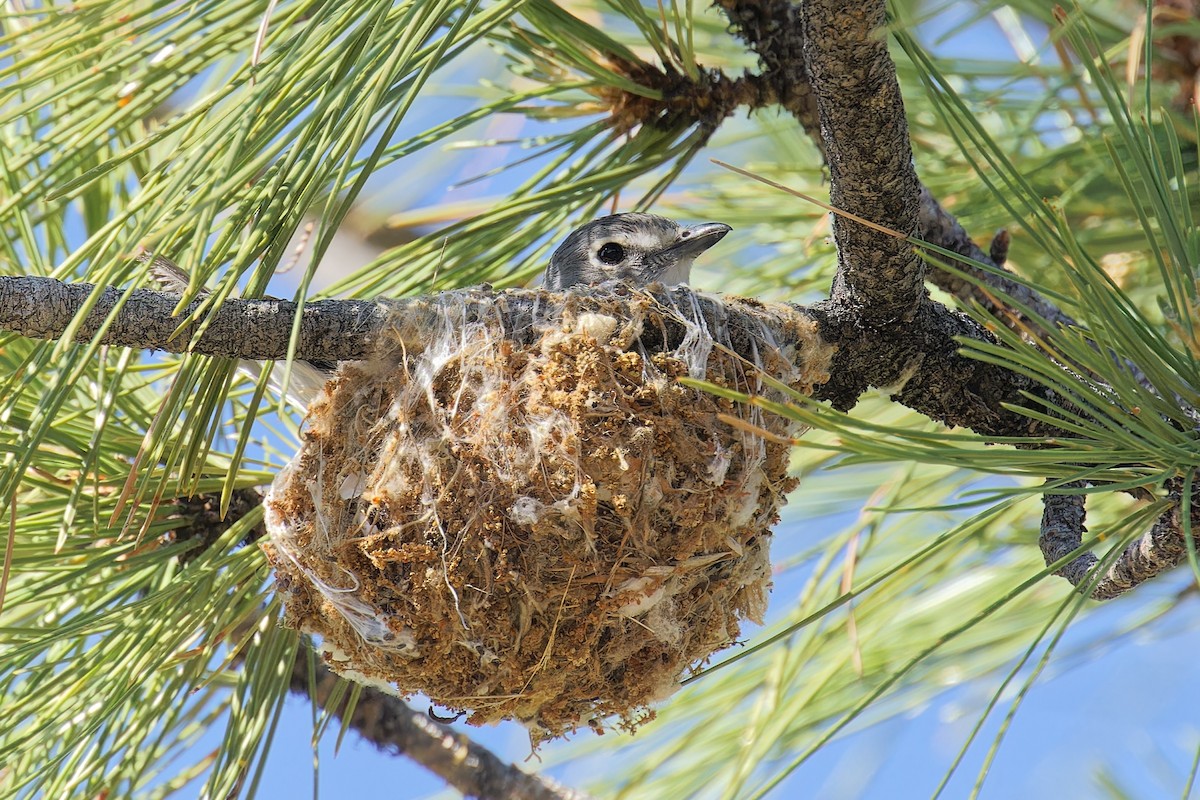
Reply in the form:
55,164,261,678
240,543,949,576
544,213,731,290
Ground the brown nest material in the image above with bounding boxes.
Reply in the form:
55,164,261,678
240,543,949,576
263,284,834,742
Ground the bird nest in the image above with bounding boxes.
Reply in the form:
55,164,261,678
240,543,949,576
263,284,834,741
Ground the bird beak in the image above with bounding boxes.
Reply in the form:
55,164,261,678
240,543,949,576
660,222,732,261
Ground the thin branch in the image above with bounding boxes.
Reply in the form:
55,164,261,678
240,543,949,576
713,0,823,149
290,651,592,800
603,58,784,136
1041,480,1199,600
0,275,385,361
915,186,1081,333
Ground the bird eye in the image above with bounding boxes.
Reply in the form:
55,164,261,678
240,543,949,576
597,242,625,265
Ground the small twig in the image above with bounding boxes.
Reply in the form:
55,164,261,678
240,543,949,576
1040,479,1199,600
602,58,782,137
290,648,593,800
916,187,1080,334
713,0,823,151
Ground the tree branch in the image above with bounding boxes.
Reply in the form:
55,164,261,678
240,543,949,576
290,651,591,800
915,187,1080,333
809,297,1072,439
1041,479,1200,600
712,0,1081,340
0,274,1079,440
802,0,925,322
0,275,384,361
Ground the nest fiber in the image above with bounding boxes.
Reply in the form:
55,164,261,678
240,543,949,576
264,285,833,740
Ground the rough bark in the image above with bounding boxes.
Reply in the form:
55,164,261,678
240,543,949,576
713,0,1082,339
0,275,386,361
802,0,925,323
1041,479,1200,600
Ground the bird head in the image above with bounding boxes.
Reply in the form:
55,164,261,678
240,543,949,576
545,213,731,290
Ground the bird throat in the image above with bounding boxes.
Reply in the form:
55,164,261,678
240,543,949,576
650,257,693,287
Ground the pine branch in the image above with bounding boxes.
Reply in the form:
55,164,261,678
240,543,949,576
713,0,1080,338
915,187,1081,333
1041,479,1200,600
801,0,924,322
0,275,385,361
0,273,1078,439
807,297,1070,438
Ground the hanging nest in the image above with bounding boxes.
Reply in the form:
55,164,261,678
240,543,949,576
263,284,834,741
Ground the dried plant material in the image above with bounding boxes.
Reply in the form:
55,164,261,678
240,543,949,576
263,285,834,742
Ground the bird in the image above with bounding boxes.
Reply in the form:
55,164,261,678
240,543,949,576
143,213,731,406
544,213,731,291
